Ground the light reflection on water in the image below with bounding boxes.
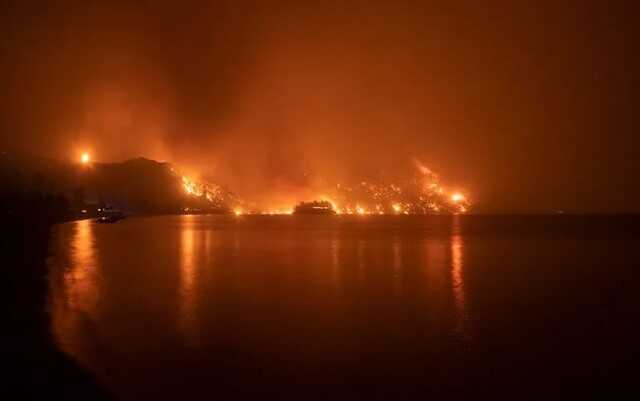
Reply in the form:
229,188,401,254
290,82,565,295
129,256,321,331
330,237,340,293
47,215,471,399
66,218,99,313
44,215,640,399
49,219,100,365
179,215,199,347
450,216,471,344
392,238,402,296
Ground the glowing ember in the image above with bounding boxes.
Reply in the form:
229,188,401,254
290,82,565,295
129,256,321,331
81,152,90,164
451,193,465,203
392,203,402,213
182,176,202,196
234,207,243,216
265,208,293,215
172,168,242,214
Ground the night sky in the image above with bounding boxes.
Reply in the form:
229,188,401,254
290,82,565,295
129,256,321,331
2,1,638,212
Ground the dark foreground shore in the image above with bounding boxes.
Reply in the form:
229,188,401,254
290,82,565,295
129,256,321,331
2,214,112,400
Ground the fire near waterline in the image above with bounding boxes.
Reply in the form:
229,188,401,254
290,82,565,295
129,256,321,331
80,152,470,215
178,161,469,215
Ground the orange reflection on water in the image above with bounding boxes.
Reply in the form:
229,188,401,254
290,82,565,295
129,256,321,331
450,217,472,344
65,219,99,314
424,238,447,300
357,240,365,283
331,237,341,293
50,219,100,364
179,216,200,347
392,239,403,296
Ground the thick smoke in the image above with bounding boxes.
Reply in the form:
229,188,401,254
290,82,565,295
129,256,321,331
3,1,639,212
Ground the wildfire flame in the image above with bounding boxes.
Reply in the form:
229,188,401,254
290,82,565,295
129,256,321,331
451,193,465,203
309,162,471,215
182,176,202,197
174,160,470,215
174,169,243,214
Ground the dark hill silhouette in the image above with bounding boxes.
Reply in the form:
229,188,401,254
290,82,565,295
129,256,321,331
0,153,235,216
89,158,183,214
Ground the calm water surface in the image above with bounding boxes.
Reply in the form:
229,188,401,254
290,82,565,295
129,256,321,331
47,215,640,400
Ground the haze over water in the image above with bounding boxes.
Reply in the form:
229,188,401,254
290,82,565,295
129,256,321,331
47,215,640,400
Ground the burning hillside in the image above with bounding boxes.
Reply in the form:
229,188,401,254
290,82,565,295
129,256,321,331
176,172,241,212
1,151,469,216
311,161,470,215
178,159,470,215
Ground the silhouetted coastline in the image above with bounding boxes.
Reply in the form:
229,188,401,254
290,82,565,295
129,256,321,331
2,200,113,399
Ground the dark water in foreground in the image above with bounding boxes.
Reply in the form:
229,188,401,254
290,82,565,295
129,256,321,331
47,215,640,400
